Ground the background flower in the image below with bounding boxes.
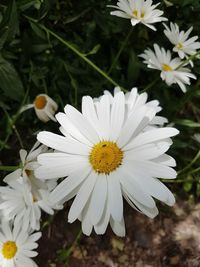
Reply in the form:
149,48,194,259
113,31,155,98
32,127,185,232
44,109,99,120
108,0,167,30
164,22,200,59
0,220,41,267
139,44,196,92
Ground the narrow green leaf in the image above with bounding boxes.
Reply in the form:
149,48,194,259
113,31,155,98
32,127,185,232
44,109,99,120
0,0,19,49
0,56,24,101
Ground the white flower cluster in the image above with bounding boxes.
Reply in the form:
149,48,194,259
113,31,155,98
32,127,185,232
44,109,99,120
0,142,62,266
139,23,199,92
109,0,199,92
1,0,198,265
1,88,179,251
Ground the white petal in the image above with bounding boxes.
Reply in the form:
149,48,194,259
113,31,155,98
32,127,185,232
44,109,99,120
37,131,90,155
50,167,91,204
3,169,21,185
124,127,179,150
94,201,110,235
68,172,97,223
110,217,125,237
109,92,125,141
56,112,92,146
64,104,99,143
119,166,156,208
89,174,107,225
107,172,123,222
117,105,155,147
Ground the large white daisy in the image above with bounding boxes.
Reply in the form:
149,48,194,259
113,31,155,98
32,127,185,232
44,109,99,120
35,90,179,236
139,44,196,92
108,0,167,31
163,22,200,60
0,220,41,267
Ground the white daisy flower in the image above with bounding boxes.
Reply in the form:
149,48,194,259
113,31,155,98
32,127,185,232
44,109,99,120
21,94,58,122
0,220,41,267
0,178,62,231
108,0,167,31
163,22,200,60
95,87,168,126
35,90,179,236
139,44,196,92
4,142,57,192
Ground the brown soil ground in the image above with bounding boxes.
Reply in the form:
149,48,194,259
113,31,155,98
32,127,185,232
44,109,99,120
37,199,200,267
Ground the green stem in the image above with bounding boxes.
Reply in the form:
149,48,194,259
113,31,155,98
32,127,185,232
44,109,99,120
141,77,160,93
0,88,30,151
189,166,200,175
64,229,82,265
177,150,200,175
108,28,133,74
176,50,200,70
26,17,123,90
0,165,19,171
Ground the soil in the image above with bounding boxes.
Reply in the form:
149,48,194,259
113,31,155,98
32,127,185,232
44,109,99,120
37,199,200,267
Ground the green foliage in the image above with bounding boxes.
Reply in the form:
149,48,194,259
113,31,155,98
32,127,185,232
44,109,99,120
0,0,200,198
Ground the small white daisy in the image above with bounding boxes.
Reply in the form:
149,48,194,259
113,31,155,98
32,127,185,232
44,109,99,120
163,22,200,59
0,178,62,231
21,94,58,122
139,44,196,92
4,142,57,192
0,219,41,267
108,0,167,31
36,90,179,236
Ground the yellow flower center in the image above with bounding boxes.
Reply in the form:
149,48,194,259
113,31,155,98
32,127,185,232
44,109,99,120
34,95,47,109
25,169,32,177
176,42,183,49
2,241,18,259
89,141,123,174
33,196,38,203
132,10,145,18
162,64,173,72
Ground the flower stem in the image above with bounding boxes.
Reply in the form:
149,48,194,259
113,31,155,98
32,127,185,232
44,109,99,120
176,50,200,70
26,16,124,90
177,150,200,175
0,165,19,171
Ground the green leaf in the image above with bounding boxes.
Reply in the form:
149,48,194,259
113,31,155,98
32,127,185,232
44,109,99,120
17,0,37,11
183,181,193,192
84,44,101,56
0,0,19,49
0,55,24,101
30,22,47,40
175,119,200,128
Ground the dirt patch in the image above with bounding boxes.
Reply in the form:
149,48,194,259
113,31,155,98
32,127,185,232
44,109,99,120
37,200,200,267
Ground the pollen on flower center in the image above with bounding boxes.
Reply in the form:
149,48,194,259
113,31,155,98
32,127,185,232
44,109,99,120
34,95,47,109
2,241,18,259
132,10,145,18
25,169,32,177
176,42,183,49
162,64,173,72
89,141,123,174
